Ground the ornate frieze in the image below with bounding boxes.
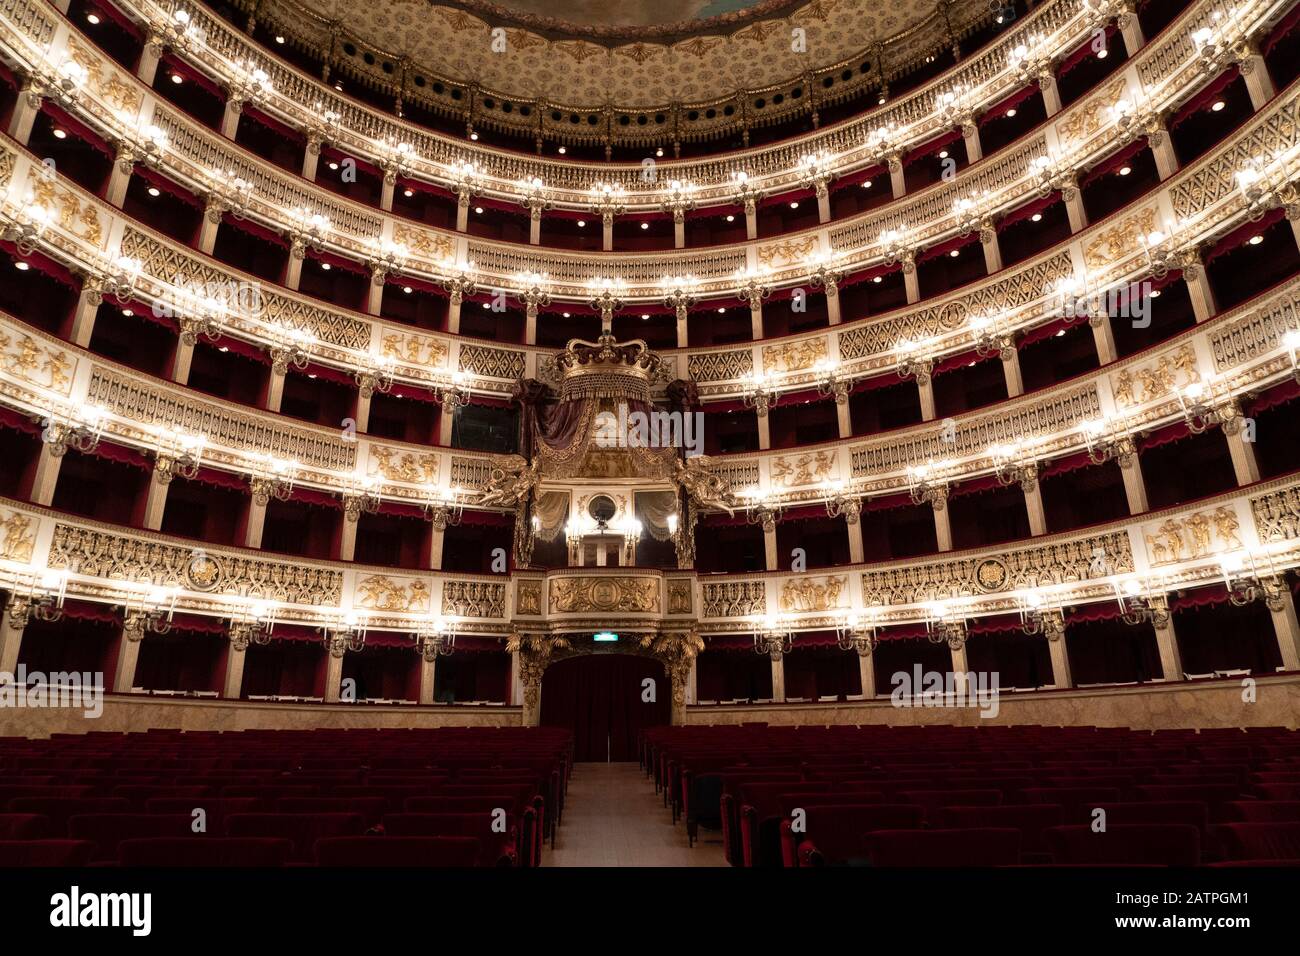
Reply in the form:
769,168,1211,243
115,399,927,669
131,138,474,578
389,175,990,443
354,573,432,612
457,344,526,381
0,508,36,563
548,576,661,614
1252,485,1300,543
367,447,439,485
771,450,838,488
688,349,754,384
761,338,828,375
1111,343,1200,409
1142,507,1243,566
702,580,766,618
441,580,507,618
779,575,849,613
0,331,75,395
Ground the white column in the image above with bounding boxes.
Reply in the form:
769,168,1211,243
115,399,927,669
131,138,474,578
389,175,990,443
171,332,195,385
222,637,247,699
932,492,952,552
675,308,689,347
1153,614,1183,682
264,365,287,413
323,648,345,702
428,525,446,570
763,525,778,571
525,304,538,346
112,620,145,693
142,466,171,531
418,656,438,705
220,99,241,139
836,397,853,439
962,125,982,164
673,216,686,248
917,376,936,422
1268,593,1300,671
949,637,970,675
243,496,268,549
285,251,304,291
770,655,786,702
1063,180,1088,233
1120,454,1149,514
846,514,865,563
136,42,162,86
744,200,758,241
366,271,385,316
888,155,905,200
902,261,920,304
1223,420,1260,486
1023,479,1047,536
529,209,542,245
1001,348,1024,397
1150,125,1180,182
0,607,25,676
105,148,134,209
1045,617,1073,688
510,651,523,706
750,302,764,340
1240,50,1276,110
381,178,396,213
857,652,876,698
30,444,63,507
825,287,842,325
338,501,360,561
438,405,455,447
1040,74,1063,116
1091,313,1118,365
981,229,1002,274
1118,8,1145,53
601,216,613,251
1183,255,1217,323
814,183,831,224
446,294,463,335
6,86,39,145
69,285,101,348
302,137,322,183
686,657,698,705
756,412,771,450
198,202,223,256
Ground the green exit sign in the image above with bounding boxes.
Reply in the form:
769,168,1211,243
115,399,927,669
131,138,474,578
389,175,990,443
593,631,619,642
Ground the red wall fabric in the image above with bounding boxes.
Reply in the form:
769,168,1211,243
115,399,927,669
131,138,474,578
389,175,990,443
539,654,669,761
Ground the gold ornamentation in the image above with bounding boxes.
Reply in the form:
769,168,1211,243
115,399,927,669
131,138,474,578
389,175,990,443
1114,344,1199,407
515,580,542,616
1144,507,1243,565
0,332,74,394
756,236,818,269
355,573,431,611
1083,207,1158,270
778,575,847,612
974,558,1010,593
0,510,36,563
702,580,766,618
391,223,453,263
1055,77,1127,144
548,576,661,614
762,338,828,375
771,450,836,488
441,580,507,617
667,580,693,615
368,447,439,484
380,329,449,369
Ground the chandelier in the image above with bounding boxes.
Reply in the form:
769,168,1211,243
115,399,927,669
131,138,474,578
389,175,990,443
129,123,169,170
1030,153,1077,200
807,250,844,298
30,56,87,108
906,460,950,509
588,277,627,328
41,402,107,456
971,314,1016,361
152,7,205,54
834,610,879,655
178,294,224,345
1116,578,1170,628
2,194,51,256
1018,590,1065,638
422,483,465,530
590,182,627,224
1108,92,1163,148
661,179,697,221
730,170,761,215
734,266,771,312
814,360,851,404
415,615,458,661
753,614,793,660
446,159,480,205
880,227,915,273
150,424,205,482
1235,154,1299,223
267,326,313,373
1007,35,1053,88
101,254,142,302
366,238,408,285
894,338,934,385
440,261,478,306
1220,551,1287,611
1191,14,1249,75
304,104,340,152
797,151,834,196
935,88,976,135
662,274,699,319
322,613,367,656
380,140,416,185
228,60,272,111
517,176,552,220
347,475,382,517
354,356,395,398
514,271,552,315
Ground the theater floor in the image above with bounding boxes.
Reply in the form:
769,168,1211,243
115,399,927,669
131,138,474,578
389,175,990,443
546,763,726,867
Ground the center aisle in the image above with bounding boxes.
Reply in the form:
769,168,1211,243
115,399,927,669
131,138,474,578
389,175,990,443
546,762,727,867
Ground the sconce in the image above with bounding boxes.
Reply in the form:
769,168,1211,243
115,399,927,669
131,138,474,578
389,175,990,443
6,571,68,626
907,460,950,509
1235,155,1299,223
379,140,416,185
590,182,627,224
228,60,272,111
1030,153,1078,200
1082,416,1136,466
741,489,784,532
445,159,479,204
437,369,471,410
661,179,697,221
1018,590,1065,639
953,192,995,243
880,227,915,274
440,261,478,306
661,274,699,319
122,585,178,639
41,403,107,456
894,338,934,385
753,614,793,660
1007,35,1054,88
322,613,367,656
734,266,771,312
1220,551,1287,611
971,314,1016,361
822,480,862,523
924,601,968,649
814,360,851,404
807,250,844,298
415,615,458,661
797,151,834,197
731,170,761,215
267,326,313,373
354,356,395,398
990,440,1039,491
229,601,276,649
250,455,298,503
150,424,205,482
366,238,408,286
131,123,169,170
1116,577,1170,628
1177,380,1241,436
935,87,976,136
2,195,51,256
422,483,465,530
518,175,552,219
1191,14,1250,75
102,254,142,301
346,475,382,518
588,277,627,327
835,609,880,655
743,372,777,417
514,271,552,316
152,7,204,55
1109,92,1165,148
287,207,330,258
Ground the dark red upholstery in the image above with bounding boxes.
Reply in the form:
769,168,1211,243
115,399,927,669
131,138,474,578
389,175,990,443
0,814,52,839
1223,801,1300,822
937,804,1064,856
117,837,294,867
865,828,1023,866
223,813,367,862
68,814,196,862
7,797,132,835
1087,801,1211,833
1045,824,1202,865
381,813,516,866
277,797,388,827
313,836,481,867
785,804,925,867
1211,822,1300,861
0,840,94,866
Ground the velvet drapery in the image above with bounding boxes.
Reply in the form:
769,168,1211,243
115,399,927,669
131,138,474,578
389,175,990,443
539,655,669,762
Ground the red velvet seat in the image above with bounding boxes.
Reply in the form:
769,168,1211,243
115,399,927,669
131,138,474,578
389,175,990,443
144,797,266,821
7,797,132,835
0,814,52,839
865,828,1023,866
0,840,94,866
1222,801,1300,823
1084,801,1211,833
1045,824,1201,865
402,795,541,866
783,804,925,867
223,813,367,862
381,813,516,866
897,789,1002,819
1135,785,1242,819
1021,787,1122,815
313,836,481,867
117,837,294,867
277,797,388,827
67,814,198,862
1255,783,1300,801
1211,822,1300,861
111,785,212,806
938,804,1064,856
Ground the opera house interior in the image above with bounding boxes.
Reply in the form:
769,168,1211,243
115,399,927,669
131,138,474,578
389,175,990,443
1,0,1299,898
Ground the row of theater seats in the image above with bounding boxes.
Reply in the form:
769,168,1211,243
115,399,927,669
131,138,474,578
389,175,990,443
0,727,572,867
641,724,1300,867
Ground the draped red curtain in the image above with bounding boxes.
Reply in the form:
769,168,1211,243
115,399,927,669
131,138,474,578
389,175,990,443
539,654,669,762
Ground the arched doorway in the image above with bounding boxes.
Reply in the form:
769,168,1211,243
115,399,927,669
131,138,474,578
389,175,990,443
539,654,669,762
